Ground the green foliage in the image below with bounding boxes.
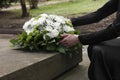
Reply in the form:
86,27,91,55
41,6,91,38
29,0,107,17
65,21,73,27
10,14,82,57
10,29,81,57
74,30,81,35
57,46,66,54
0,0,18,8
46,44,56,51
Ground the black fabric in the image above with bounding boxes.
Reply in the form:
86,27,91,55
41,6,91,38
70,0,120,80
88,38,120,80
78,24,120,45
71,0,118,26
71,0,120,45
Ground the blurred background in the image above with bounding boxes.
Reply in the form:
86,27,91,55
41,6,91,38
0,0,115,37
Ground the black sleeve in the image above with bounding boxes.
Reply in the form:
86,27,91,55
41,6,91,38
71,0,118,27
79,23,120,45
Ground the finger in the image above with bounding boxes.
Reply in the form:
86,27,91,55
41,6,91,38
59,35,70,44
60,34,69,38
66,43,72,48
59,38,67,44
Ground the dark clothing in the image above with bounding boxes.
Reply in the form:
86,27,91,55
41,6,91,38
88,39,120,80
71,0,120,45
71,0,120,80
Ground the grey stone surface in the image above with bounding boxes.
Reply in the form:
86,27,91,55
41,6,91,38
55,46,90,80
0,39,82,80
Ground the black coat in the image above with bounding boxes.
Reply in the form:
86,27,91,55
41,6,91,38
71,0,120,45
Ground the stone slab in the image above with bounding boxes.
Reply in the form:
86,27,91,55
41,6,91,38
0,29,22,34
55,47,89,80
0,39,82,80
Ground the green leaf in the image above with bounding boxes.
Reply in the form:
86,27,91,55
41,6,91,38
35,26,39,30
34,30,39,35
57,46,66,54
34,34,41,43
23,42,29,48
55,36,62,42
41,43,46,46
18,32,27,41
29,46,34,51
10,39,18,46
42,30,48,34
29,32,33,36
46,44,56,51
22,32,27,38
74,30,80,35
65,21,73,27
26,36,32,43
45,35,50,41
68,31,74,34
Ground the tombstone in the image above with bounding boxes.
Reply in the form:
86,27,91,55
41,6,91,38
0,39,82,80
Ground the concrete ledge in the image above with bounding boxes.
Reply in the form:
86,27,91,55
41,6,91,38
0,39,82,80
0,29,22,34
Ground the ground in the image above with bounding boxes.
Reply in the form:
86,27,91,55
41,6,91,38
0,11,28,34
0,10,116,34
76,13,116,33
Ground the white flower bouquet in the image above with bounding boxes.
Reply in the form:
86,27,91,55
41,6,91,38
10,14,81,56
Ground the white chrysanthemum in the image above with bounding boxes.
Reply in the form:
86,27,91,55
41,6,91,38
47,29,59,38
49,15,57,20
23,21,30,30
53,22,61,27
23,21,34,34
46,19,54,26
55,16,65,24
29,18,35,22
63,25,75,32
44,26,53,31
53,22,62,31
23,13,74,36
31,20,39,27
23,25,34,34
38,17,46,25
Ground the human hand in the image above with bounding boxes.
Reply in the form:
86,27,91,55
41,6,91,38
59,34,79,47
